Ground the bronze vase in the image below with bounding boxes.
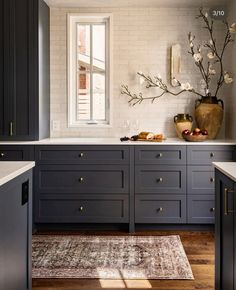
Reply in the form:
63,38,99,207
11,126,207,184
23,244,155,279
195,96,224,140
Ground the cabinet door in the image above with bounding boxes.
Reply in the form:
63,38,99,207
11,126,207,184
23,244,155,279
0,175,31,290
215,170,234,290
0,0,36,140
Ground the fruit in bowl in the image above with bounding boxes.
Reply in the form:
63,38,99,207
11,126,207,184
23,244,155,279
182,128,208,142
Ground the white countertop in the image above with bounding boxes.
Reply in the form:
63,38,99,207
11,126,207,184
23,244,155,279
213,162,236,182
0,137,236,145
0,161,35,186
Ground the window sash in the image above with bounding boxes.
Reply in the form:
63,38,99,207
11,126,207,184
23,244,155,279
68,14,111,127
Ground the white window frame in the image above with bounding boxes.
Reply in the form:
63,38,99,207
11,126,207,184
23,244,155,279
67,13,113,127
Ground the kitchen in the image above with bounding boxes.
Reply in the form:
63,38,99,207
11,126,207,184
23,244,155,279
0,0,236,289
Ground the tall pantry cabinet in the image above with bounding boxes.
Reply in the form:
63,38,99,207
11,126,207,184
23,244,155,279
0,0,50,141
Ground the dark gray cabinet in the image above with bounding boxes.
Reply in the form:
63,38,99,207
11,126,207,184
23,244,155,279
135,195,186,223
215,169,235,290
0,170,32,290
0,0,49,140
0,145,34,161
34,145,132,227
187,146,235,224
134,146,187,224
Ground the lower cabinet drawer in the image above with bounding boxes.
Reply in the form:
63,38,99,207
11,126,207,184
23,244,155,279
135,195,186,223
187,166,215,194
35,195,129,223
187,195,215,224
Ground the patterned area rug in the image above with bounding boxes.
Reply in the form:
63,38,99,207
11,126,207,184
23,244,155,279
32,235,194,280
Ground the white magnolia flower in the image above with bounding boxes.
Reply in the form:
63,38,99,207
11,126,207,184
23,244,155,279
193,53,203,62
190,42,194,48
224,72,234,84
207,51,216,59
139,77,145,85
229,23,236,33
209,39,213,46
189,34,194,42
181,82,193,91
157,74,162,79
209,65,216,75
205,12,208,18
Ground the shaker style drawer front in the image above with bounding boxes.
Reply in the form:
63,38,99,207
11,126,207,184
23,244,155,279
187,146,235,165
135,165,186,194
135,146,186,165
0,146,34,161
35,195,129,223
187,195,215,224
35,165,129,194
187,166,215,194
135,195,186,223
35,146,130,164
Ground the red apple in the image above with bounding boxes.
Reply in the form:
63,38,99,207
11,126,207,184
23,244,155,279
200,129,208,136
182,129,190,135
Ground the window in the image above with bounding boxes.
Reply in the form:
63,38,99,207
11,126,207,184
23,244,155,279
68,14,112,127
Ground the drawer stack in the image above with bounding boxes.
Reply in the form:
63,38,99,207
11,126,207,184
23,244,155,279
135,146,187,223
34,146,130,224
187,146,235,224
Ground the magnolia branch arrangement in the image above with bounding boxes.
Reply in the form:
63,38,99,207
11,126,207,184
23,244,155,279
121,8,236,106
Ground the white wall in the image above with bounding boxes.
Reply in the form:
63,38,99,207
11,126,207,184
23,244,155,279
50,6,227,138
226,0,236,139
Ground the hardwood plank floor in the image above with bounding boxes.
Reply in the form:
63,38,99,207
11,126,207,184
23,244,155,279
32,230,214,290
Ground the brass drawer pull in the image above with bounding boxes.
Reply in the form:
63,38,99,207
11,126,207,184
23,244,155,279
157,207,163,212
79,152,84,157
157,177,163,183
157,153,163,158
224,188,235,215
0,152,5,157
210,177,215,183
210,207,215,212
78,206,84,212
78,177,84,183
210,152,215,158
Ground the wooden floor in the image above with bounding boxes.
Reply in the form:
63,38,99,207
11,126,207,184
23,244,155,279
32,230,214,290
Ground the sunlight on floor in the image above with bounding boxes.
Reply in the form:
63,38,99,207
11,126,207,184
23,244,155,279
99,279,152,288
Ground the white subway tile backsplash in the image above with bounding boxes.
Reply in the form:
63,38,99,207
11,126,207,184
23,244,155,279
50,6,231,138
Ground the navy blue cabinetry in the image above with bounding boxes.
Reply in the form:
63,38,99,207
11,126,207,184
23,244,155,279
0,170,33,290
215,169,235,290
0,0,50,140
34,146,132,229
187,146,235,224
134,146,187,224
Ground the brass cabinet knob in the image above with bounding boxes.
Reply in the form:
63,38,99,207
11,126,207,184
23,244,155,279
157,177,163,182
210,177,215,183
78,206,84,211
157,153,163,158
78,177,84,183
210,152,215,158
0,152,5,157
157,207,163,212
79,152,84,157
210,207,215,212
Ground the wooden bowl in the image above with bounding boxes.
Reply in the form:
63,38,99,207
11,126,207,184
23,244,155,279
182,133,208,142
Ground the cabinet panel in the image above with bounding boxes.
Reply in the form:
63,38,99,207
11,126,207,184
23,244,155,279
0,145,34,161
35,145,130,165
135,145,186,165
215,170,234,290
135,195,186,223
0,171,32,290
187,166,215,194
35,195,128,223
187,146,235,165
35,165,129,194
187,195,215,224
135,165,186,194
